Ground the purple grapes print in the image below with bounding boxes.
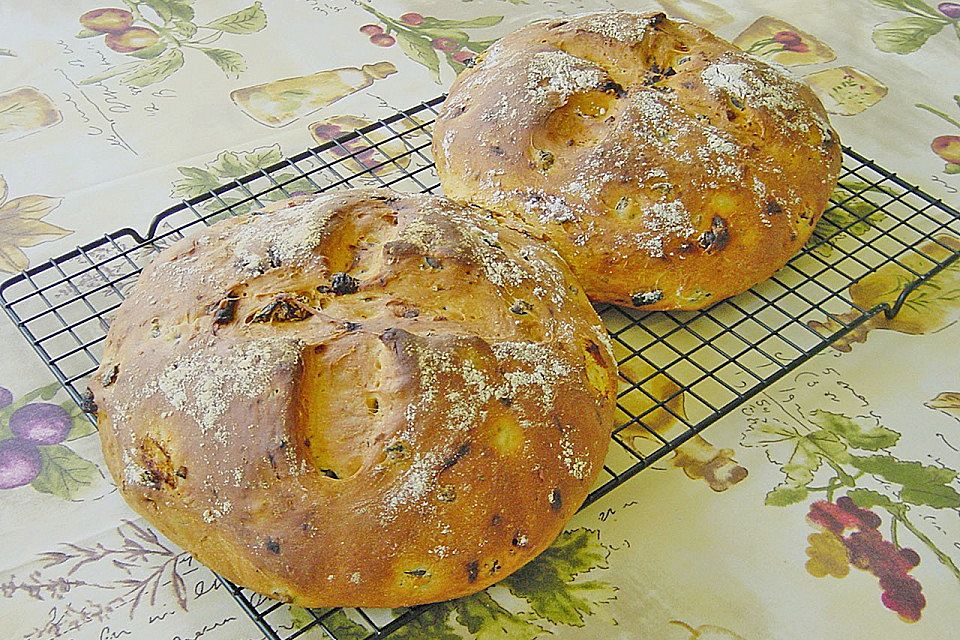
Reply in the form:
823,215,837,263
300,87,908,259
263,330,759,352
0,382,102,500
0,438,42,489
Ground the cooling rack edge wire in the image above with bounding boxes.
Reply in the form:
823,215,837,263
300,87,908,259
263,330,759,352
1,96,959,640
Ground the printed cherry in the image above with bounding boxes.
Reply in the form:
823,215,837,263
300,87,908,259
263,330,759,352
400,12,424,26
370,33,396,47
772,30,802,46
0,438,42,489
938,2,960,18
451,51,475,64
10,402,72,445
105,26,160,53
431,37,461,52
0,386,11,409
931,135,960,165
359,24,384,36
79,8,134,34
772,30,809,53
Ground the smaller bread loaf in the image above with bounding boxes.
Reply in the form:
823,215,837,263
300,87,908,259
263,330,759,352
434,11,842,310
89,189,617,607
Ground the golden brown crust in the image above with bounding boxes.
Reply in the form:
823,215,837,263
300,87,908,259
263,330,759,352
433,11,842,310
90,189,617,608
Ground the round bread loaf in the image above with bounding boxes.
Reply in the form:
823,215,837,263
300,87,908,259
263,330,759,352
433,11,842,310
88,188,617,607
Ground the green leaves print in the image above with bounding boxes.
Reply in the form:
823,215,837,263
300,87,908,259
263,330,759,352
171,144,316,219
289,528,615,639
502,529,616,627
357,3,503,82
850,456,960,508
743,395,960,583
869,0,960,54
77,0,267,87
808,180,894,257
743,409,905,506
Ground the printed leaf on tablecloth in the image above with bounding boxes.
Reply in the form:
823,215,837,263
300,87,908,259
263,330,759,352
122,48,185,88
847,488,899,511
64,401,97,441
454,591,544,640
872,16,946,54
870,0,946,20
243,146,284,169
420,16,504,29
766,485,810,506
171,145,316,218
30,444,100,500
127,42,169,60
396,30,442,83
809,410,900,450
851,456,960,508
0,176,69,274
0,48,14,56
143,0,196,22
388,604,461,640
209,151,251,178
503,528,615,626
926,391,960,420
171,167,222,199
288,607,368,639
205,1,268,34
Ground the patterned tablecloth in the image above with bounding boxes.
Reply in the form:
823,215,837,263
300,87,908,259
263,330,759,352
2,1,959,638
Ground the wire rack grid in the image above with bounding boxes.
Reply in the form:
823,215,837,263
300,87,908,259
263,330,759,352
2,95,959,640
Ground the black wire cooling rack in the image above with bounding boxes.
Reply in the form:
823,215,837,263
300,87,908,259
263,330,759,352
2,95,959,639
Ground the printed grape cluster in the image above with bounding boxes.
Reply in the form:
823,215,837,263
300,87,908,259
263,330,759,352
807,496,925,622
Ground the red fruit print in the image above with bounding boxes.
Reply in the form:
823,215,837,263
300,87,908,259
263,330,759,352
79,8,134,34
359,24,384,36
807,499,864,533
932,135,960,165
105,26,159,53
772,30,802,47
451,51,475,64
880,574,925,622
370,33,396,47
400,12,424,26
431,37,460,52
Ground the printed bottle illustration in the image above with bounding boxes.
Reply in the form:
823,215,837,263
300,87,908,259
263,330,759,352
230,62,397,127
